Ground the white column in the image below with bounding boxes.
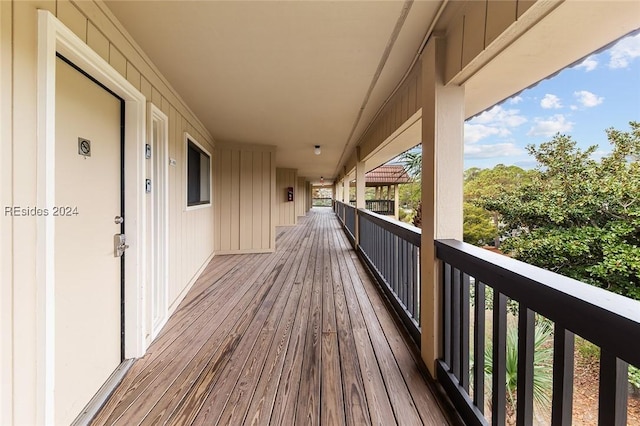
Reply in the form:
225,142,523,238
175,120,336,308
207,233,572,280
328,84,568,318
394,184,400,220
355,157,366,245
356,159,366,210
420,35,465,375
342,176,349,204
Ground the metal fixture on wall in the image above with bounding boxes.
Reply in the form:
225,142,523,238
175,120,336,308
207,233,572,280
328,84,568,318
314,145,321,155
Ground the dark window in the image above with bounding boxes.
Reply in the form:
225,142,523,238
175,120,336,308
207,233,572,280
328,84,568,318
187,139,210,206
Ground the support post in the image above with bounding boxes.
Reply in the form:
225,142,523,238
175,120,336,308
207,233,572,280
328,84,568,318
394,184,400,220
355,151,366,245
420,35,465,376
343,176,350,204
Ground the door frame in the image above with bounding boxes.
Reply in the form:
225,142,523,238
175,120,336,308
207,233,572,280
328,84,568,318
37,10,147,423
147,103,169,343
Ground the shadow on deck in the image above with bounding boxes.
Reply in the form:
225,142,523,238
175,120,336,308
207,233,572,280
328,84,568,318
92,208,451,425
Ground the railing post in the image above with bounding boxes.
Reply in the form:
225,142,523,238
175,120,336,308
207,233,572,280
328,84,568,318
355,153,366,247
420,34,465,376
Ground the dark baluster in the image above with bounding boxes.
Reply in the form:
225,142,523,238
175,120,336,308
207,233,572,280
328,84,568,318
460,273,470,392
516,306,535,426
473,281,486,415
598,351,628,426
492,292,507,426
452,268,461,380
551,326,574,426
443,262,452,367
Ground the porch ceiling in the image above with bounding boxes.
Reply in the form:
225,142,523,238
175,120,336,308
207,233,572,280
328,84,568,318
104,0,443,181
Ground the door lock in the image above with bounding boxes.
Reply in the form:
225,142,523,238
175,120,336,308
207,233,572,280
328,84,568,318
114,234,130,257
114,215,124,224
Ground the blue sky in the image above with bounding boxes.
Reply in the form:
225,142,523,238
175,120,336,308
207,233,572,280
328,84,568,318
464,31,640,170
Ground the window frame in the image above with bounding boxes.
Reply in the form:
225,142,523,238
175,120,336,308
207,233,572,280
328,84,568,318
184,132,212,210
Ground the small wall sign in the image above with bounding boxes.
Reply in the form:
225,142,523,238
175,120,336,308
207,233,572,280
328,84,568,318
78,138,91,157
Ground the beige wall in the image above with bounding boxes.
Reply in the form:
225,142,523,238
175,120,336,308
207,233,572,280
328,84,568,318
275,168,297,226
214,143,275,254
1,1,215,423
295,176,307,217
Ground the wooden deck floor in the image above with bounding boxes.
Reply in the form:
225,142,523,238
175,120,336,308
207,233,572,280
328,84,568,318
92,208,450,425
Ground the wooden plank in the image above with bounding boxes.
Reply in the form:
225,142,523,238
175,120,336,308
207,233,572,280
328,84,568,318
321,215,346,426
199,223,315,425
92,228,302,424
295,213,324,425
134,227,305,424
350,247,450,425
331,225,396,426
341,221,422,425
269,221,321,425
328,223,372,426
243,227,317,425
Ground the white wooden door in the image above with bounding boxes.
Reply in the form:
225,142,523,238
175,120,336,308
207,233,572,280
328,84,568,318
54,56,123,425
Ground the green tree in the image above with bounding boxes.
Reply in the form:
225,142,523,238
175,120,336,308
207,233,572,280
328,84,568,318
463,202,497,246
479,122,640,300
465,164,532,247
400,149,423,228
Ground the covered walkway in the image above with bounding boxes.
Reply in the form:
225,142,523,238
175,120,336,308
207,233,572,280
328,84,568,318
91,208,450,425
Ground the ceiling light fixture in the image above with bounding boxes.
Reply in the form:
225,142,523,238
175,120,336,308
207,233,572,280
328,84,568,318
314,145,321,155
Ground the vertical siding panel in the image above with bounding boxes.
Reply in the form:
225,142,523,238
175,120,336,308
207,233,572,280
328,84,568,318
86,22,109,62
108,44,126,77
462,1,487,68
239,151,251,249
140,76,152,101
262,152,271,249
151,86,162,109
220,149,231,251
230,150,240,250
517,0,536,18
57,0,87,42
161,96,170,116
485,0,517,46
408,76,417,114
252,153,262,248
445,14,464,83
125,62,140,91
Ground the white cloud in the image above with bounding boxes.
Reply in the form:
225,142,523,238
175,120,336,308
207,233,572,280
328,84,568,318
465,105,527,144
608,33,640,69
575,56,598,72
464,143,523,159
470,105,527,127
540,94,562,109
509,96,523,104
527,114,574,137
464,124,511,144
574,90,604,107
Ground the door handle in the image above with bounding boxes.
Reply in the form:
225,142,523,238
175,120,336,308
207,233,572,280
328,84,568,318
114,234,130,257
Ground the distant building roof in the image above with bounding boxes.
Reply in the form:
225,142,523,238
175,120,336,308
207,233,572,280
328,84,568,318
365,164,411,185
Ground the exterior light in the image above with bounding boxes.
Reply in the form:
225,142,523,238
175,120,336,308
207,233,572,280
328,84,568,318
314,145,321,155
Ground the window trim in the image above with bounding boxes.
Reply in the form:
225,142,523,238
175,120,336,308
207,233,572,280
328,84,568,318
184,132,212,210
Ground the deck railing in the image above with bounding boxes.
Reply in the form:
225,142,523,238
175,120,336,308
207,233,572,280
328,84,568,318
436,239,640,426
358,208,420,343
334,201,421,344
343,203,356,244
365,199,395,215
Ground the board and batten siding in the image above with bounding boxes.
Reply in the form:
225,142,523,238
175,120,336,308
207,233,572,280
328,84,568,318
295,176,308,217
214,143,275,254
1,1,214,424
275,168,297,226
